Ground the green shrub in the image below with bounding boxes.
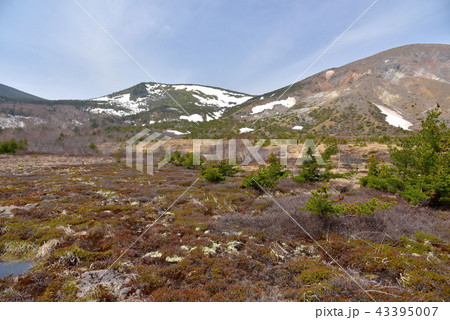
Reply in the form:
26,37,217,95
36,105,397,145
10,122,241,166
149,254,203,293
200,161,242,182
400,184,430,204
56,132,66,142
202,167,226,183
293,147,328,183
321,138,339,161
0,139,27,154
361,106,450,206
169,151,203,169
301,183,337,218
335,198,397,216
214,162,243,176
293,143,355,183
295,267,334,285
242,153,290,190
414,232,442,245
328,169,358,180
302,184,397,218
88,142,99,153
360,157,404,193
293,161,325,183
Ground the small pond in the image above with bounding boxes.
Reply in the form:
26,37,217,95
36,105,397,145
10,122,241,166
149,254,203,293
0,261,34,278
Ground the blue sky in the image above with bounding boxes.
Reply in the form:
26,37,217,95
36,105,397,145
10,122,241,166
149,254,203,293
0,0,449,100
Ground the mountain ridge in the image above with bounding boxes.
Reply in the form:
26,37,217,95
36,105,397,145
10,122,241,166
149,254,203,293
231,43,449,135
0,83,45,101
88,82,253,122
0,43,449,150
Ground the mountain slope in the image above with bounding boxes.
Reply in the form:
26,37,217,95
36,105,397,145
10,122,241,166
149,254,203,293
232,44,450,135
0,83,45,101
89,82,253,123
1,44,449,146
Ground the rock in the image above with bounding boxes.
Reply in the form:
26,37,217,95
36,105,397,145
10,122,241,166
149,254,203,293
76,269,136,300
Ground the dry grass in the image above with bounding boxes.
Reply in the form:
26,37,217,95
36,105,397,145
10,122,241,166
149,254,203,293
219,185,449,243
0,154,448,302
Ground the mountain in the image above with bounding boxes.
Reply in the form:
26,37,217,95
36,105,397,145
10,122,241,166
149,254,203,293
0,82,253,153
0,83,45,101
232,44,450,135
1,44,449,153
89,82,253,123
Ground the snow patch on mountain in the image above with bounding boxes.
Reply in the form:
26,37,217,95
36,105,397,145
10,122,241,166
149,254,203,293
165,130,190,135
239,127,254,133
89,84,251,119
375,104,412,130
180,114,203,122
0,115,43,128
0,116,25,128
145,83,166,95
173,85,252,108
89,108,130,117
251,97,296,114
205,110,225,121
91,93,147,115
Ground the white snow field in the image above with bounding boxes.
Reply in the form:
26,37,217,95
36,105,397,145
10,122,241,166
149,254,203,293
239,127,254,133
375,104,412,130
251,97,296,114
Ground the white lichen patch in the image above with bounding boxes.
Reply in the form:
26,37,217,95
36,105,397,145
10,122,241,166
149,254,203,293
96,190,117,197
294,245,316,256
203,242,221,255
226,241,243,253
165,255,184,263
181,245,197,252
143,251,162,258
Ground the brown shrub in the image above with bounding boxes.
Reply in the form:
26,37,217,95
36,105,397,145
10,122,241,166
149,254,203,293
217,189,448,243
